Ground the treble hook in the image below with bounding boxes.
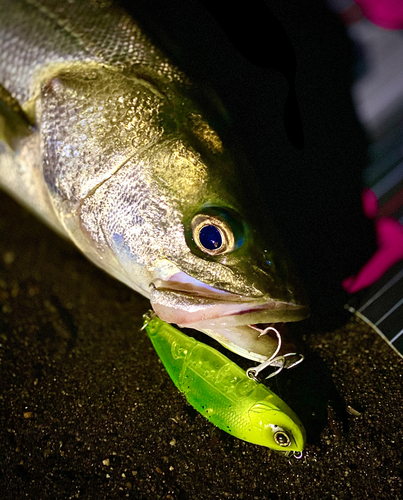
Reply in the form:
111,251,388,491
246,326,304,381
141,310,156,331
246,326,282,381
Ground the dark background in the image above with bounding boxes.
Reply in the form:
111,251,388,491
127,0,377,316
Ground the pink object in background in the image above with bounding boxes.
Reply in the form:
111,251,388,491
342,188,403,293
354,0,403,29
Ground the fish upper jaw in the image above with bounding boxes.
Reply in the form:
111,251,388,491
150,284,309,326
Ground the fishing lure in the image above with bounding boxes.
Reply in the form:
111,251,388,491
143,312,306,454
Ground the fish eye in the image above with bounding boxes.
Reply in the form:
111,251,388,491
274,430,291,447
191,214,235,256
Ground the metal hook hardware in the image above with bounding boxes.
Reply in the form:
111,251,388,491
141,310,156,331
246,326,282,381
246,325,304,381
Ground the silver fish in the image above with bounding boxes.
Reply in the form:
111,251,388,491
0,0,309,362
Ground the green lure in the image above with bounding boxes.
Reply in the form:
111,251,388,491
144,313,306,454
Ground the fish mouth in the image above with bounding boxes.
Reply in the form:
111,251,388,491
150,272,310,362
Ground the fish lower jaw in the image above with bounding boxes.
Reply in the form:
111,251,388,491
149,287,309,361
151,302,308,363
194,320,306,363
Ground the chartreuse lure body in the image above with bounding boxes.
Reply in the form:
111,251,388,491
144,313,306,453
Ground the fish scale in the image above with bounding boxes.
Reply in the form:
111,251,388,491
0,0,183,106
0,0,309,363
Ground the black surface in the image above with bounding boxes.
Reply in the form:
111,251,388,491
129,0,377,316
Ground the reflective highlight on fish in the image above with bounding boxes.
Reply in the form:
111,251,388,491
0,0,309,362
144,313,306,453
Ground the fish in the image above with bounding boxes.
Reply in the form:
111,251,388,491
144,312,306,453
0,0,309,363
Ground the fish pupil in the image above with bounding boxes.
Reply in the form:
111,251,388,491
274,431,291,446
199,225,222,250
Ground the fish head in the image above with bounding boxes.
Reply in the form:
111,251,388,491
45,68,309,360
90,115,309,361
140,113,309,361
247,399,306,453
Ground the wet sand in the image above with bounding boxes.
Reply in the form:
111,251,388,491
1,190,402,499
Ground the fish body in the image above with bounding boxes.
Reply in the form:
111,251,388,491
144,313,306,452
0,0,309,361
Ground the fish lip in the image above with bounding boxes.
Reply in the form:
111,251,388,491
151,278,306,308
151,278,259,302
150,280,310,327
187,301,311,328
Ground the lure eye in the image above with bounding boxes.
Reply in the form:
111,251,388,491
274,430,291,447
191,213,235,256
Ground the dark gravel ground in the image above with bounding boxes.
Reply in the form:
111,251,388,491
1,190,403,500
